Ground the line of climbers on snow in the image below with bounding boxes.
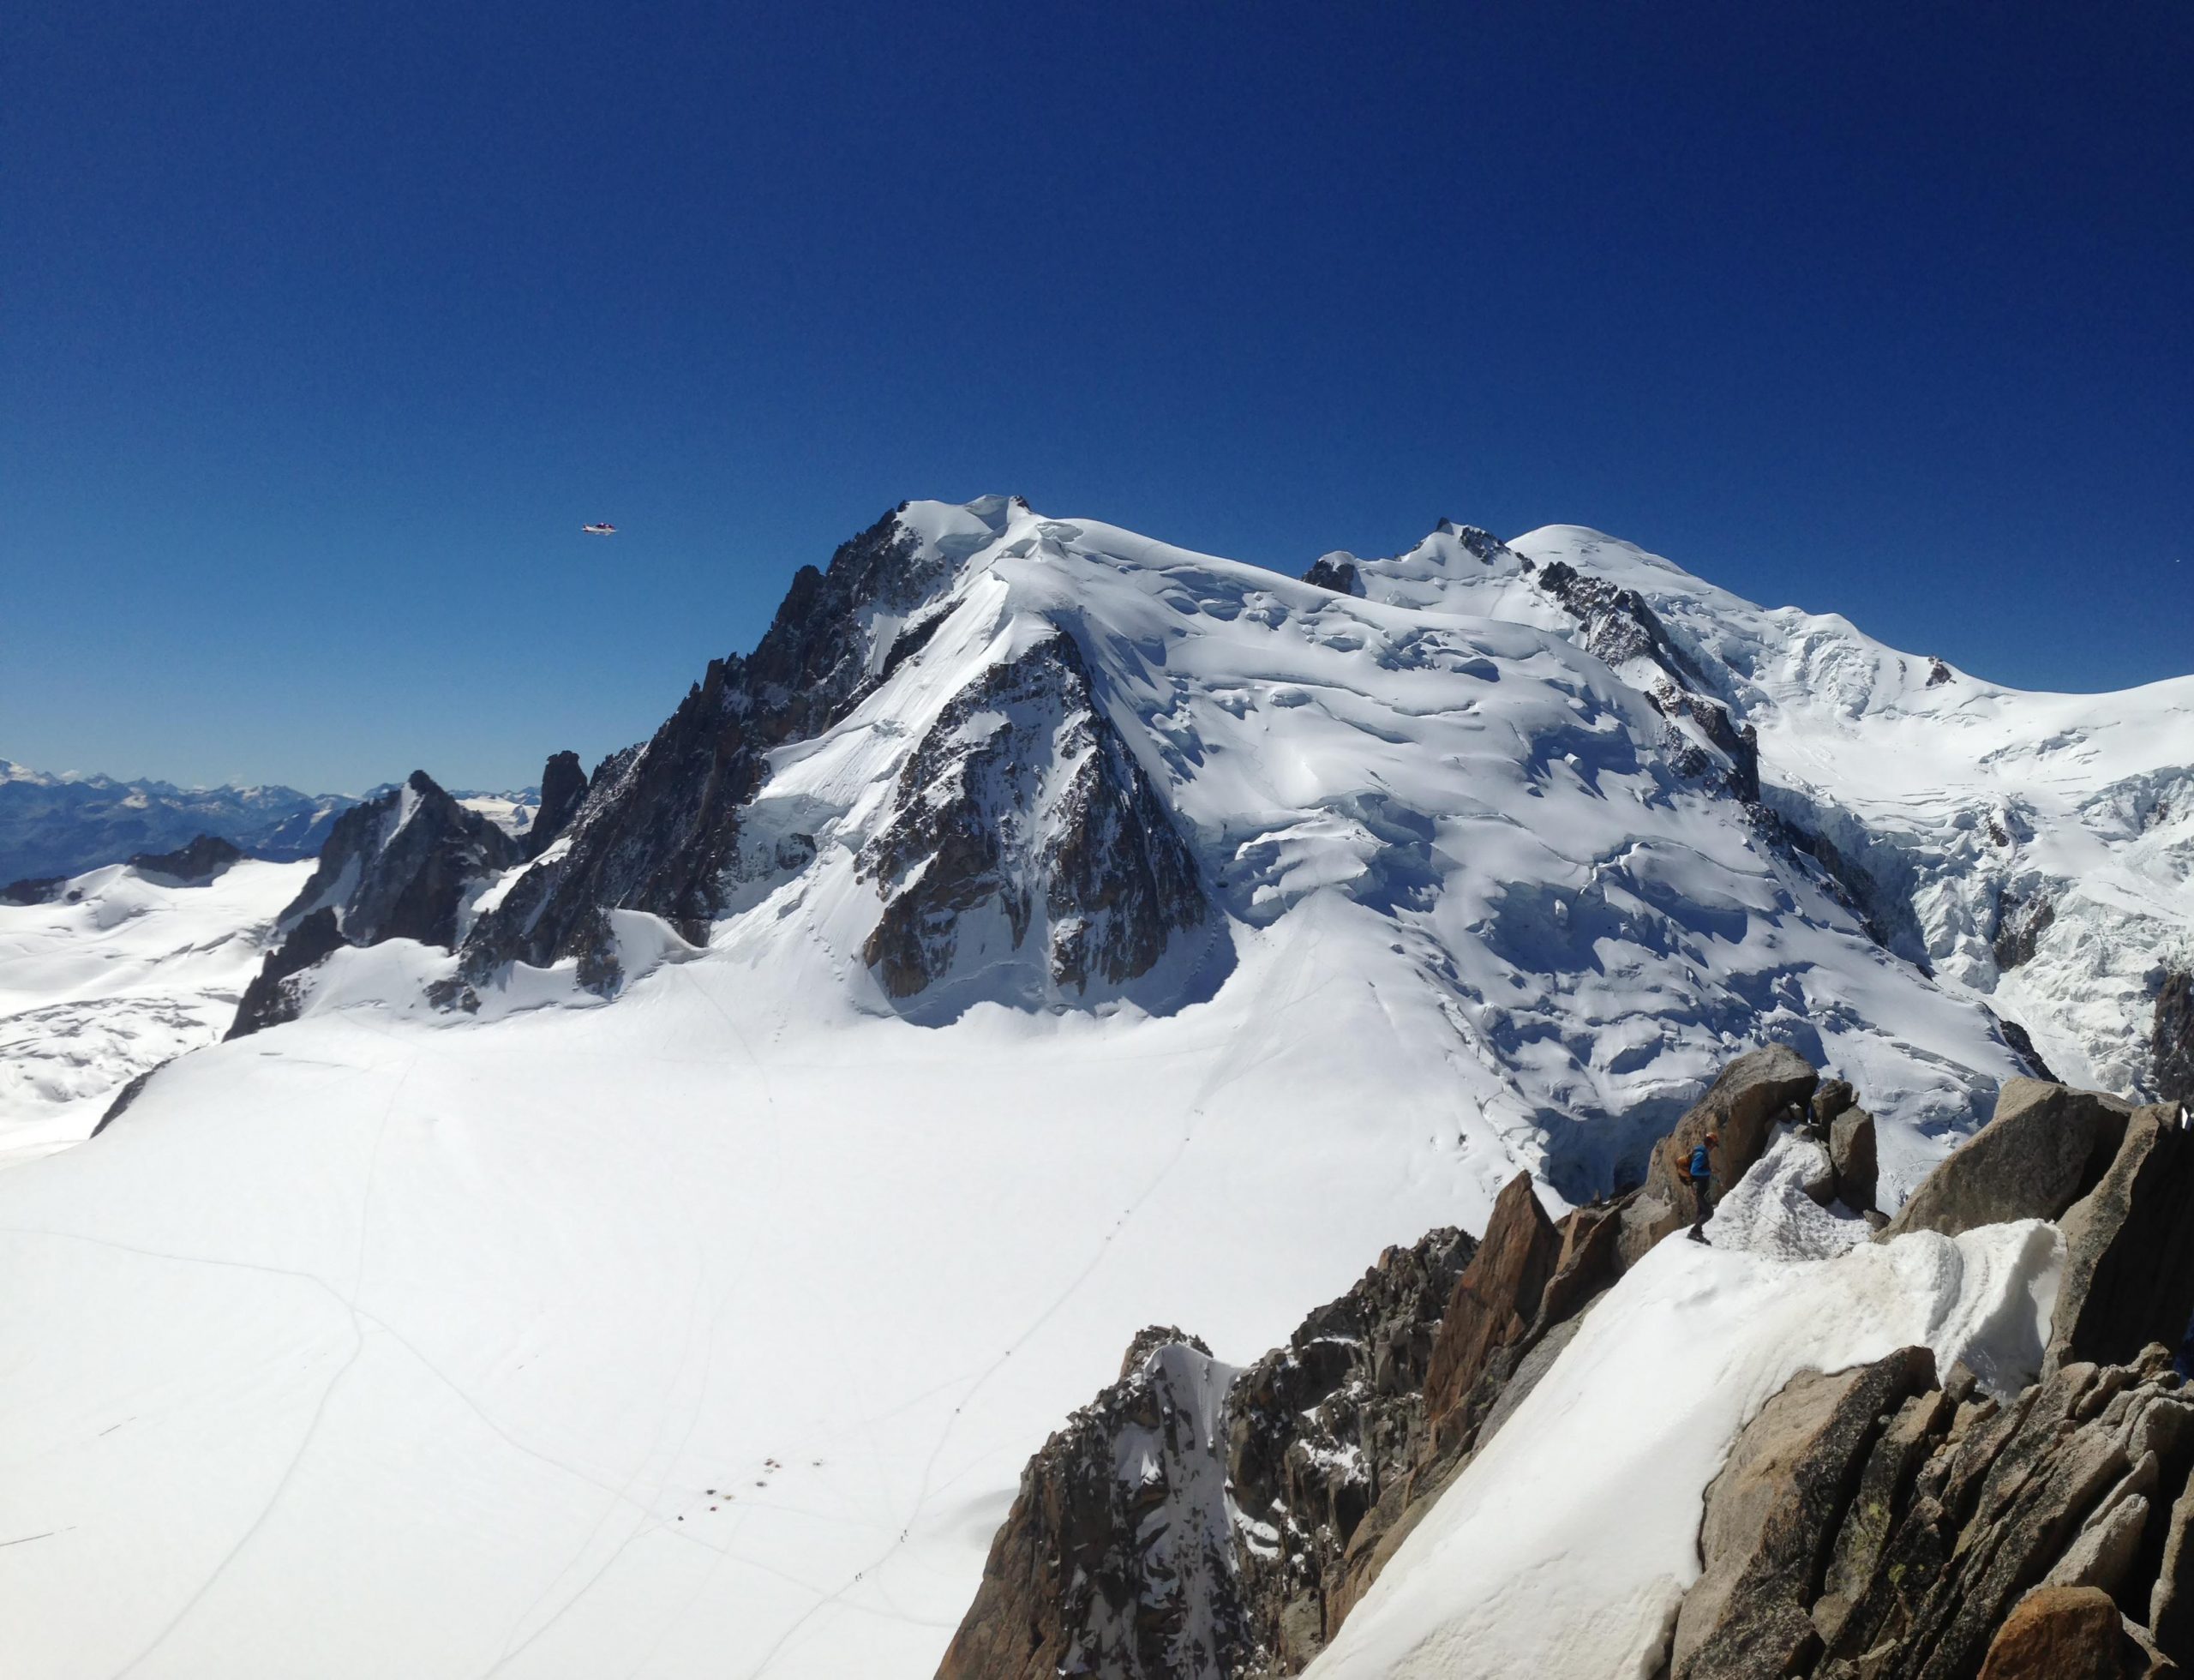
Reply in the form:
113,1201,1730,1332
937,1050,2194,1680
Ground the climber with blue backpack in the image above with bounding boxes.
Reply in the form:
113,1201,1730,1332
1681,1132,1718,1244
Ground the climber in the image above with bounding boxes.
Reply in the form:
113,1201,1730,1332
1682,1132,1718,1244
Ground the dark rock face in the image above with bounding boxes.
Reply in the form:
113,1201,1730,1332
1301,555,1363,596
1620,1044,1819,1265
2156,973,2194,1105
1,874,66,905
860,632,1207,1007
1534,558,1699,681
1831,1107,1880,1213
89,1062,168,1137
1927,657,1955,688
1993,891,2057,972
1650,680,1764,803
938,1229,1474,1680
938,1331,1246,1680
279,771,518,951
1881,1079,2132,1243
460,505,980,990
2050,1104,2194,1372
1999,1016,2064,1084
227,907,345,1039
523,750,587,860
225,771,518,1038
126,833,245,885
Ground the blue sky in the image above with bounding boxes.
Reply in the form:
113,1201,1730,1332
6,2,2189,794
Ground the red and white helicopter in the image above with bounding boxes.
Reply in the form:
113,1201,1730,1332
581,522,617,536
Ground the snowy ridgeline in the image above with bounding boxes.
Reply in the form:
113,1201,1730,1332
0,497,2187,1678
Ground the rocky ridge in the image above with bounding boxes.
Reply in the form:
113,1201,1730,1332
225,770,517,1037
940,1056,2194,1679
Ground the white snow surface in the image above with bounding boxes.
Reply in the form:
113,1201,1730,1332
1346,522,2194,1100
1304,1214,2063,1680
0,859,306,1165
0,499,2181,1677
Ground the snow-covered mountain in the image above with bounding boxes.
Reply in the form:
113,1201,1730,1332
0,759,357,885
0,497,2187,1679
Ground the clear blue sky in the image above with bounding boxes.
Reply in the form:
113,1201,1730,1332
6,2,2189,794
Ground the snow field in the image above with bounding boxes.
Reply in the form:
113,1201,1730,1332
1303,1211,2063,1679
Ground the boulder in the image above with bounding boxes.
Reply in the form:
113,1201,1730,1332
1879,1079,2131,1242
1975,1585,2127,1680
1620,1045,1819,1265
1422,1173,1560,1437
1673,1347,1936,1679
2151,1474,2194,1665
1813,1078,1858,1125
1831,1106,1879,1212
2051,1105,2194,1371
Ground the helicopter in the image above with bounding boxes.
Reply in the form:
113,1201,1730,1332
581,522,617,536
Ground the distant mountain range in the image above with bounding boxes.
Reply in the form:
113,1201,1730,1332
0,759,536,885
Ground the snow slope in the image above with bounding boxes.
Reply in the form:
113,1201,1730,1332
1338,522,2194,1098
0,498,2181,1677
1302,1195,2062,1679
0,859,307,1165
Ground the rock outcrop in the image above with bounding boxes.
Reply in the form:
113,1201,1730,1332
1831,1107,1879,1213
860,631,1208,1008
1674,1348,1939,1678
1420,1172,1560,1441
461,505,975,987
1669,1343,2194,1679
1301,555,1364,597
226,906,344,1039
2157,972,2194,1105
938,1228,1475,1679
1976,1585,2137,1679
523,750,587,860
125,832,244,884
2049,1103,2194,1372
1620,1044,1819,1264
1880,1077,2132,1242
276,771,518,951
226,772,518,1038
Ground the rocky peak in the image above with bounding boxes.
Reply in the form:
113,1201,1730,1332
457,504,1002,994
277,770,517,949
228,771,518,1038
523,750,587,860
1301,553,1364,596
125,832,244,884
859,628,1209,1013
938,1227,1475,1680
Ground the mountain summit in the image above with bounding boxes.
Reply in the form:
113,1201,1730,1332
0,498,2188,1677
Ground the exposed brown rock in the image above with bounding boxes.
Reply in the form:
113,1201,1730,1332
1620,1044,1819,1265
1879,1078,2132,1243
1422,1173,1560,1440
1673,1348,1936,1680
1975,1585,2128,1680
